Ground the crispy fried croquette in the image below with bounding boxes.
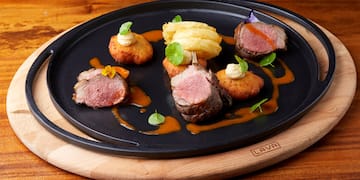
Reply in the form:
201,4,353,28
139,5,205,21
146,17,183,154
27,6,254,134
162,57,207,78
216,70,264,100
108,33,153,65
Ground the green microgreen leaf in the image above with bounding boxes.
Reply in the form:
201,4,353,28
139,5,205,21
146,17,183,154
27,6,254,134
165,42,184,66
260,52,276,67
250,98,268,113
172,15,182,23
119,21,133,35
148,110,165,126
234,55,248,72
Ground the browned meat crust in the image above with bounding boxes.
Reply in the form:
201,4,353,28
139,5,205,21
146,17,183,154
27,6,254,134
171,65,232,123
234,22,287,59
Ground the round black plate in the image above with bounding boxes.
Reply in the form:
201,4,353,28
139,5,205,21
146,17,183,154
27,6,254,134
26,0,335,158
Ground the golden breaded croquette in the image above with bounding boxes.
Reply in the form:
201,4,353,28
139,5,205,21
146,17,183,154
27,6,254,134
108,33,153,65
162,57,207,78
216,70,264,100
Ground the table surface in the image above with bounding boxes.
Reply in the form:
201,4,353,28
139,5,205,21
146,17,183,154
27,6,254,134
1,0,359,179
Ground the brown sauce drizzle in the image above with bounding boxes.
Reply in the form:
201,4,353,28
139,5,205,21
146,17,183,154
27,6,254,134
86,28,295,136
245,23,276,50
128,86,151,108
89,57,104,68
187,108,258,134
264,60,295,85
141,30,163,42
111,107,136,130
220,34,235,45
141,116,181,135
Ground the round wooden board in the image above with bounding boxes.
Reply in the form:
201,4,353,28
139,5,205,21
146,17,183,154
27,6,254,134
6,19,356,178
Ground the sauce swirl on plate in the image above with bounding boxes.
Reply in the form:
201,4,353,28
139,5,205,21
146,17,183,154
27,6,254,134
85,29,295,135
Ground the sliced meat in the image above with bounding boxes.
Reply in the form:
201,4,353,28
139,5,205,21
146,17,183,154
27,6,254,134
72,68,129,108
234,22,287,59
171,65,232,123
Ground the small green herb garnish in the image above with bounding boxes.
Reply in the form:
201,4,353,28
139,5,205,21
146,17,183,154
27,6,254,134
172,15,182,23
234,55,248,72
260,52,276,67
165,42,184,66
119,21,133,35
148,110,165,126
250,98,268,113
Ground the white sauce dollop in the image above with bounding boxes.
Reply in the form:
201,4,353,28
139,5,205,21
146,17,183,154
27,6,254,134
117,32,136,46
225,63,245,79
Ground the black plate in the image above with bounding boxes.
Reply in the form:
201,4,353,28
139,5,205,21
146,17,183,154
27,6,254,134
25,0,335,158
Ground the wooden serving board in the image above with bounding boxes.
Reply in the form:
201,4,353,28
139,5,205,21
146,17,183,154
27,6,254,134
6,18,356,178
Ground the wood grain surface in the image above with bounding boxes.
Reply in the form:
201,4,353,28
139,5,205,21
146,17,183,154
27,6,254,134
1,0,360,179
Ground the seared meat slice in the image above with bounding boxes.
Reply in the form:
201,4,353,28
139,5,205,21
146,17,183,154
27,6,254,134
171,65,232,123
72,68,129,108
234,22,287,59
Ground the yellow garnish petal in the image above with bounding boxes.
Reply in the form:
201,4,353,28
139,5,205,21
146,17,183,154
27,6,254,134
101,65,116,78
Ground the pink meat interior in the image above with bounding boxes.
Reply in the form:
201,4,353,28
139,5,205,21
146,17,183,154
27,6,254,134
172,66,211,105
240,22,286,53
